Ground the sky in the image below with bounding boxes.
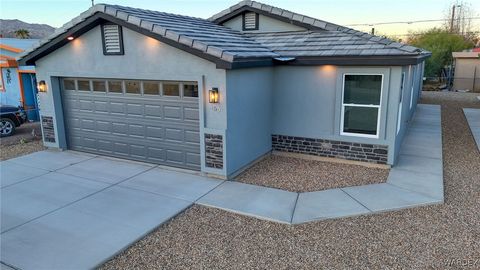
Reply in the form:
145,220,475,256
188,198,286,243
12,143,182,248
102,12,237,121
1,0,479,37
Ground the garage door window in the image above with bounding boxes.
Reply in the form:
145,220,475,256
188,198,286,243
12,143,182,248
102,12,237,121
61,78,199,99
92,81,106,92
163,83,180,96
63,79,76,90
143,81,160,95
125,80,141,94
183,84,199,98
77,80,91,91
341,74,383,138
108,81,123,93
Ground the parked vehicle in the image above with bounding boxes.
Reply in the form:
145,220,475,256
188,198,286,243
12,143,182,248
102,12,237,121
0,105,27,137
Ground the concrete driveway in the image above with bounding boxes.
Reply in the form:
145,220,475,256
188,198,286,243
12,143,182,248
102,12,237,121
0,150,222,270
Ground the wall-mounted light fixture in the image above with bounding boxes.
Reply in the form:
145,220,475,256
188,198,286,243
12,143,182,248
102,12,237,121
67,36,74,41
209,88,219,103
37,80,48,93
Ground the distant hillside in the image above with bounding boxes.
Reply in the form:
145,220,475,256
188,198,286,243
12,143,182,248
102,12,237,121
0,19,55,39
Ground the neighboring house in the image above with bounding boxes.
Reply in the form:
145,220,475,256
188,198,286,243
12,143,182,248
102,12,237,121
452,50,480,93
0,38,40,121
18,1,429,179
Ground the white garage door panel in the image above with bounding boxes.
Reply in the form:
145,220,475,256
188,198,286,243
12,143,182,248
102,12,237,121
61,78,201,170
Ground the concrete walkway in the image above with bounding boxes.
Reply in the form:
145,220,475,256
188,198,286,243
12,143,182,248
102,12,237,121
198,104,444,224
1,104,444,269
464,108,480,152
0,152,223,270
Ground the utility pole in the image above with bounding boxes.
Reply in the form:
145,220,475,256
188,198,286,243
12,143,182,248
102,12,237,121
450,5,456,33
450,4,462,33
371,27,375,35
91,0,94,7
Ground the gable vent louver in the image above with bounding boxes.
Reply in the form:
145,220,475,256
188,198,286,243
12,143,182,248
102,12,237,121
102,24,124,55
243,12,258,30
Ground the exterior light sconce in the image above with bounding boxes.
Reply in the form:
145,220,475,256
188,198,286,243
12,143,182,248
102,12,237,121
209,88,219,103
38,80,48,93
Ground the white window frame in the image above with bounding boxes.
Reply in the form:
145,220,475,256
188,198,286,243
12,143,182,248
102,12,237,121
397,72,406,134
340,73,384,139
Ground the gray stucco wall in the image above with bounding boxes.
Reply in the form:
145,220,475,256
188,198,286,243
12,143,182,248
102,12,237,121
223,13,306,32
393,62,425,163
34,25,228,176
32,19,426,173
225,67,273,176
271,65,404,165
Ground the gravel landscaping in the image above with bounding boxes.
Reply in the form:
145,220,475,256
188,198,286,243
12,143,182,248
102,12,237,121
0,122,42,146
100,91,480,269
236,154,389,192
0,140,46,161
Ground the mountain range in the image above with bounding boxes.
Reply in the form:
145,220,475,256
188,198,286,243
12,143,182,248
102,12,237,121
0,19,55,39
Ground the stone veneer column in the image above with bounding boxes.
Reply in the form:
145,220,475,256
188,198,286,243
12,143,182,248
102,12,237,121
205,134,224,169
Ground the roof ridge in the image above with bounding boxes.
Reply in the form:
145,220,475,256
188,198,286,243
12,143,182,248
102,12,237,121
209,0,425,54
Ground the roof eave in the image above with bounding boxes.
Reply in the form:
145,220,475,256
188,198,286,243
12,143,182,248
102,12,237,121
227,54,430,69
281,54,430,66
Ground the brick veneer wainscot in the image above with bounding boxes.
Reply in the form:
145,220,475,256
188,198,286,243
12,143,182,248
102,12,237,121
272,135,388,164
205,134,224,169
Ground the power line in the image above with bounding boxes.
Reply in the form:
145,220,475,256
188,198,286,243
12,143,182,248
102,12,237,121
347,17,480,26
382,31,480,37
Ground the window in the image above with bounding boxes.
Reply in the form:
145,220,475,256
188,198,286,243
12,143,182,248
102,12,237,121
125,80,141,94
101,24,124,55
183,84,198,97
77,80,91,91
163,83,180,96
92,80,106,92
243,12,259,31
341,74,383,138
410,66,417,109
397,72,406,134
108,80,123,93
63,79,76,90
143,81,160,95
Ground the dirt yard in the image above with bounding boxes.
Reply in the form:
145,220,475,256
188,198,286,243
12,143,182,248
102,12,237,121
101,92,480,269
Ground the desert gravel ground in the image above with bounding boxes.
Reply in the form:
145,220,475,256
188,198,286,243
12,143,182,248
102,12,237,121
0,122,42,146
0,140,45,161
101,92,480,269
236,154,389,192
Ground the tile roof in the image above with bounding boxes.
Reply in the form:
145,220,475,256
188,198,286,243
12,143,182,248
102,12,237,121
211,0,429,56
245,31,423,57
19,4,278,64
19,1,429,68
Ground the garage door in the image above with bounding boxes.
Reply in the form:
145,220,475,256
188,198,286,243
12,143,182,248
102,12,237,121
61,77,201,170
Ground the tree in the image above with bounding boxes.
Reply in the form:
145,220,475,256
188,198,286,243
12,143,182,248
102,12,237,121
408,28,475,77
14,29,30,39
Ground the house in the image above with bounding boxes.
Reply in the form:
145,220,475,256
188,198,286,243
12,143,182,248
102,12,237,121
18,1,429,179
1,38,40,121
452,50,480,92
